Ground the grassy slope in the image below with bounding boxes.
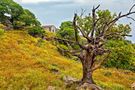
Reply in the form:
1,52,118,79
0,30,134,90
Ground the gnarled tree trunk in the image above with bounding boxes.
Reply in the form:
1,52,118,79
82,65,95,84
80,51,95,84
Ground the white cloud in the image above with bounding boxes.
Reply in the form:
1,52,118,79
21,0,50,3
74,0,92,3
14,0,92,4
14,0,63,3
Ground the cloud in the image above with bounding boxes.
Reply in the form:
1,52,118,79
73,0,92,3
14,0,93,4
14,0,60,3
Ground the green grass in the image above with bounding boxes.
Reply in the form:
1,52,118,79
0,30,134,90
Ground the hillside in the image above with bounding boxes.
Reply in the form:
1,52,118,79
0,30,135,90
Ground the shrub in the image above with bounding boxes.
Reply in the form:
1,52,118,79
57,44,72,57
13,21,25,29
0,29,4,36
104,40,135,71
36,39,45,47
49,64,59,73
28,26,45,38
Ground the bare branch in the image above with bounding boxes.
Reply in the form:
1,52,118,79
108,10,135,27
127,16,135,21
70,50,82,53
73,13,90,49
92,51,110,72
77,26,87,38
73,13,78,42
57,46,82,58
80,8,86,17
73,13,87,39
129,4,135,13
54,37,75,43
91,5,100,38
104,31,132,39
73,13,88,42
94,5,100,10
87,16,103,37
118,12,122,17
99,5,135,37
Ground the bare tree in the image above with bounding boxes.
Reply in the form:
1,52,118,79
58,4,135,85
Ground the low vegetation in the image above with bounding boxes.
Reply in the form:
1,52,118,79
0,0,135,89
28,26,45,38
0,30,134,90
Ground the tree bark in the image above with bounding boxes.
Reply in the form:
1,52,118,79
82,66,95,84
80,52,95,84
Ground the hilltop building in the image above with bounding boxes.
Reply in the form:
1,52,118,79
42,25,57,33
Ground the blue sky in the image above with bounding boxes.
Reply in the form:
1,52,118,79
14,0,135,42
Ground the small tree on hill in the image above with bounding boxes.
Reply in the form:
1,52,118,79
0,0,41,29
58,4,135,87
57,21,75,41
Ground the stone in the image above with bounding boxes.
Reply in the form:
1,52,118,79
62,75,79,88
63,76,78,83
47,86,56,90
76,83,102,90
131,82,135,90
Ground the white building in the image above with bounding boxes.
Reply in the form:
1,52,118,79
43,25,57,33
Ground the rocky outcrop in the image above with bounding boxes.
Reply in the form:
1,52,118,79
62,75,102,90
77,83,102,90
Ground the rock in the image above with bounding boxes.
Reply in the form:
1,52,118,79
76,83,102,90
47,86,56,90
131,82,135,90
63,76,78,83
62,76,102,90
62,75,79,88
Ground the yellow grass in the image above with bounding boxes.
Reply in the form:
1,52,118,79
0,30,134,90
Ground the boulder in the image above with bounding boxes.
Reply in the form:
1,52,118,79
77,83,102,90
63,75,78,83
47,86,56,90
131,82,135,90
62,76,102,90
62,75,79,88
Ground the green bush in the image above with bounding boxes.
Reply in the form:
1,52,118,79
104,40,135,71
57,44,72,57
13,21,25,29
28,26,45,38
0,29,4,36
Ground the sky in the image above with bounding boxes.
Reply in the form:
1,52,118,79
13,0,135,42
